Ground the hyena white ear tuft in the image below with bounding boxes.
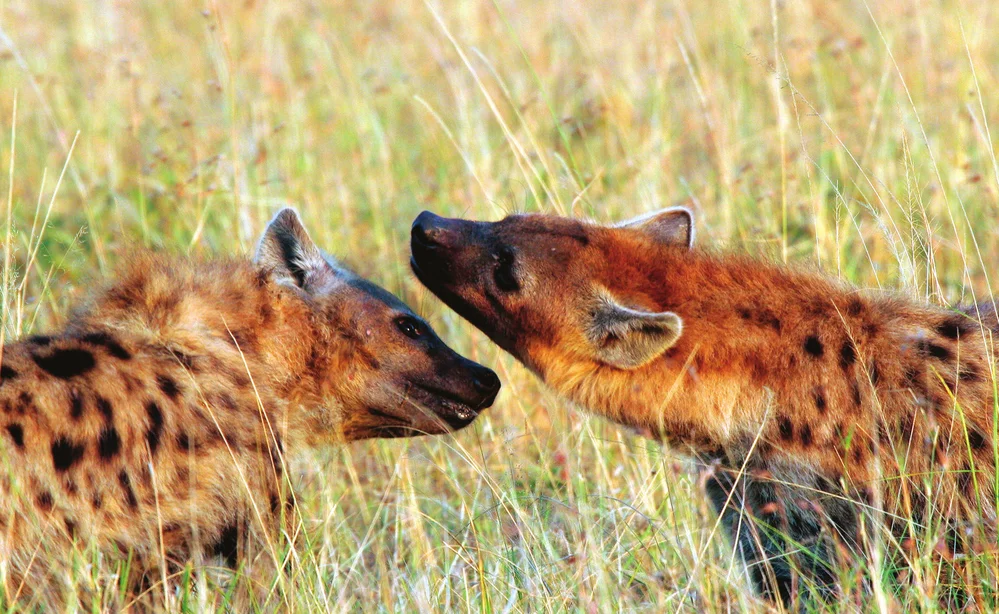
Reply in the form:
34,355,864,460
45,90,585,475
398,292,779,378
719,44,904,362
255,208,338,292
585,292,683,369
615,207,694,248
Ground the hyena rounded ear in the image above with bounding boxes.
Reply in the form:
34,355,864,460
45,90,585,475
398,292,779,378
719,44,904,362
585,292,683,369
615,207,694,248
255,208,339,293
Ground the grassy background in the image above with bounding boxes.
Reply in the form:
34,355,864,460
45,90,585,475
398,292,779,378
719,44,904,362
2,0,998,611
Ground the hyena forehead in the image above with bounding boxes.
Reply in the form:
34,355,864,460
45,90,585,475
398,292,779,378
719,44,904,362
497,214,592,244
346,276,419,317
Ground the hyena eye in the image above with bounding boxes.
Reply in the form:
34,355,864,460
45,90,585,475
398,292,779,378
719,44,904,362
395,316,425,340
493,246,520,292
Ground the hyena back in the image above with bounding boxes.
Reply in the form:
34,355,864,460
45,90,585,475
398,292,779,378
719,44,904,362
410,207,997,606
0,208,499,598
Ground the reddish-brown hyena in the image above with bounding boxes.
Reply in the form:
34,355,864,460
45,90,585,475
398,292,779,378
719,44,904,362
0,208,499,600
410,207,997,607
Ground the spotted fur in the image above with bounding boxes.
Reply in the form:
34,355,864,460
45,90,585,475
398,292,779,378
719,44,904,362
0,208,498,596
410,207,998,606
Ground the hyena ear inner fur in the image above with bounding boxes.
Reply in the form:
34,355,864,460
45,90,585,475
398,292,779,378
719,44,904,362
255,208,338,292
615,206,695,248
585,292,683,369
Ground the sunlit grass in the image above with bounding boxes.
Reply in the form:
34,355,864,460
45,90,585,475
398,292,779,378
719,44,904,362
1,0,998,611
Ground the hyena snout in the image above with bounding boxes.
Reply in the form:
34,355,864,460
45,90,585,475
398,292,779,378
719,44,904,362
411,210,462,250
406,355,500,432
410,210,485,290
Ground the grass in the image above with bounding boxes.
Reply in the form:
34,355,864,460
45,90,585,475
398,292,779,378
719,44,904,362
1,0,998,611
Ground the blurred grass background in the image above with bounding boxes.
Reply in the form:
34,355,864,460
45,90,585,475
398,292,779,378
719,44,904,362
2,0,998,611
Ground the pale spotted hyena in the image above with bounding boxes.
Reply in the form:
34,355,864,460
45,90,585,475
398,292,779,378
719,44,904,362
410,207,997,607
0,208,499,599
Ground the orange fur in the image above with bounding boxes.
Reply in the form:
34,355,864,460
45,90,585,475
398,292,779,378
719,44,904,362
411,208,997,604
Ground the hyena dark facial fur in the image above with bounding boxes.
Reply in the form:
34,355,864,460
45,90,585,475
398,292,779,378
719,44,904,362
411,208,997,607
0,208,498,598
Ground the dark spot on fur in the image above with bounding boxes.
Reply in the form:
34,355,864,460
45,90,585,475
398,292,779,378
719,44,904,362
936,317,966,340
746,355,768,381
37,491,53,512
0,365,17,382
957,363,982,383
64,479,78,496
778,417,794,441
269,492,281,514
156,374,181,400
177,432,193,451
5,423,24,448
210,393,238,412
967,428,987,451
868,361,880,386
28,335,53,346
32,349,96,379
170,350,198,372
851,381,862,406
899,415,915,440
916,340,952,361
14,391,33,415
846,299,864,316
851,445,864,463
862,321,880,336
737,307,752,320
64,518,77,538
69,390,84,420
258,302,273,323
96,396,113,422
839,341,856,369
799,424,813,447
91,492,103,509
80,331,131,360
119,471,138,509
358,347,381,370
227,329,256,351
814,389,827,414
804,336,824,357
145,401,164,454
51,438,85,472
212,524,240,568
806,299,830,316
98,426,121,459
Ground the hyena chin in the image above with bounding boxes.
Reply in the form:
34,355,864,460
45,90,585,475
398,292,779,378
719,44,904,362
0,208,499,598
411,208,998,606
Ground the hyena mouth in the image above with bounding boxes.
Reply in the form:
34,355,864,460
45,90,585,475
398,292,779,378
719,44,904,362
365,407,422,438
408,384,482,429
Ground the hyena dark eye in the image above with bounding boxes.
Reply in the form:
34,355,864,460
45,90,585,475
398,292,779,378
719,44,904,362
395,316,425,340
493,246,520,292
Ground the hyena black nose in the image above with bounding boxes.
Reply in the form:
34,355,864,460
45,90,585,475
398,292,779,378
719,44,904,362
471,365,501,405
412,211,460,249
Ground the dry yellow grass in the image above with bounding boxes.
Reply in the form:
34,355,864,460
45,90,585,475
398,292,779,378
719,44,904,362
1,0,998,611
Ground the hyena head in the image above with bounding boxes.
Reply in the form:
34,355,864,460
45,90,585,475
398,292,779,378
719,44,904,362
409,208,693,380
257,208,500,440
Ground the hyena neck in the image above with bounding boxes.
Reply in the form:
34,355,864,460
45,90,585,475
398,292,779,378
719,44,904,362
561,247,912,451
71,253,321,415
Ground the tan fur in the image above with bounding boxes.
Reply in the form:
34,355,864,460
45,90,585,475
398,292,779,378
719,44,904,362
0,209,498,600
